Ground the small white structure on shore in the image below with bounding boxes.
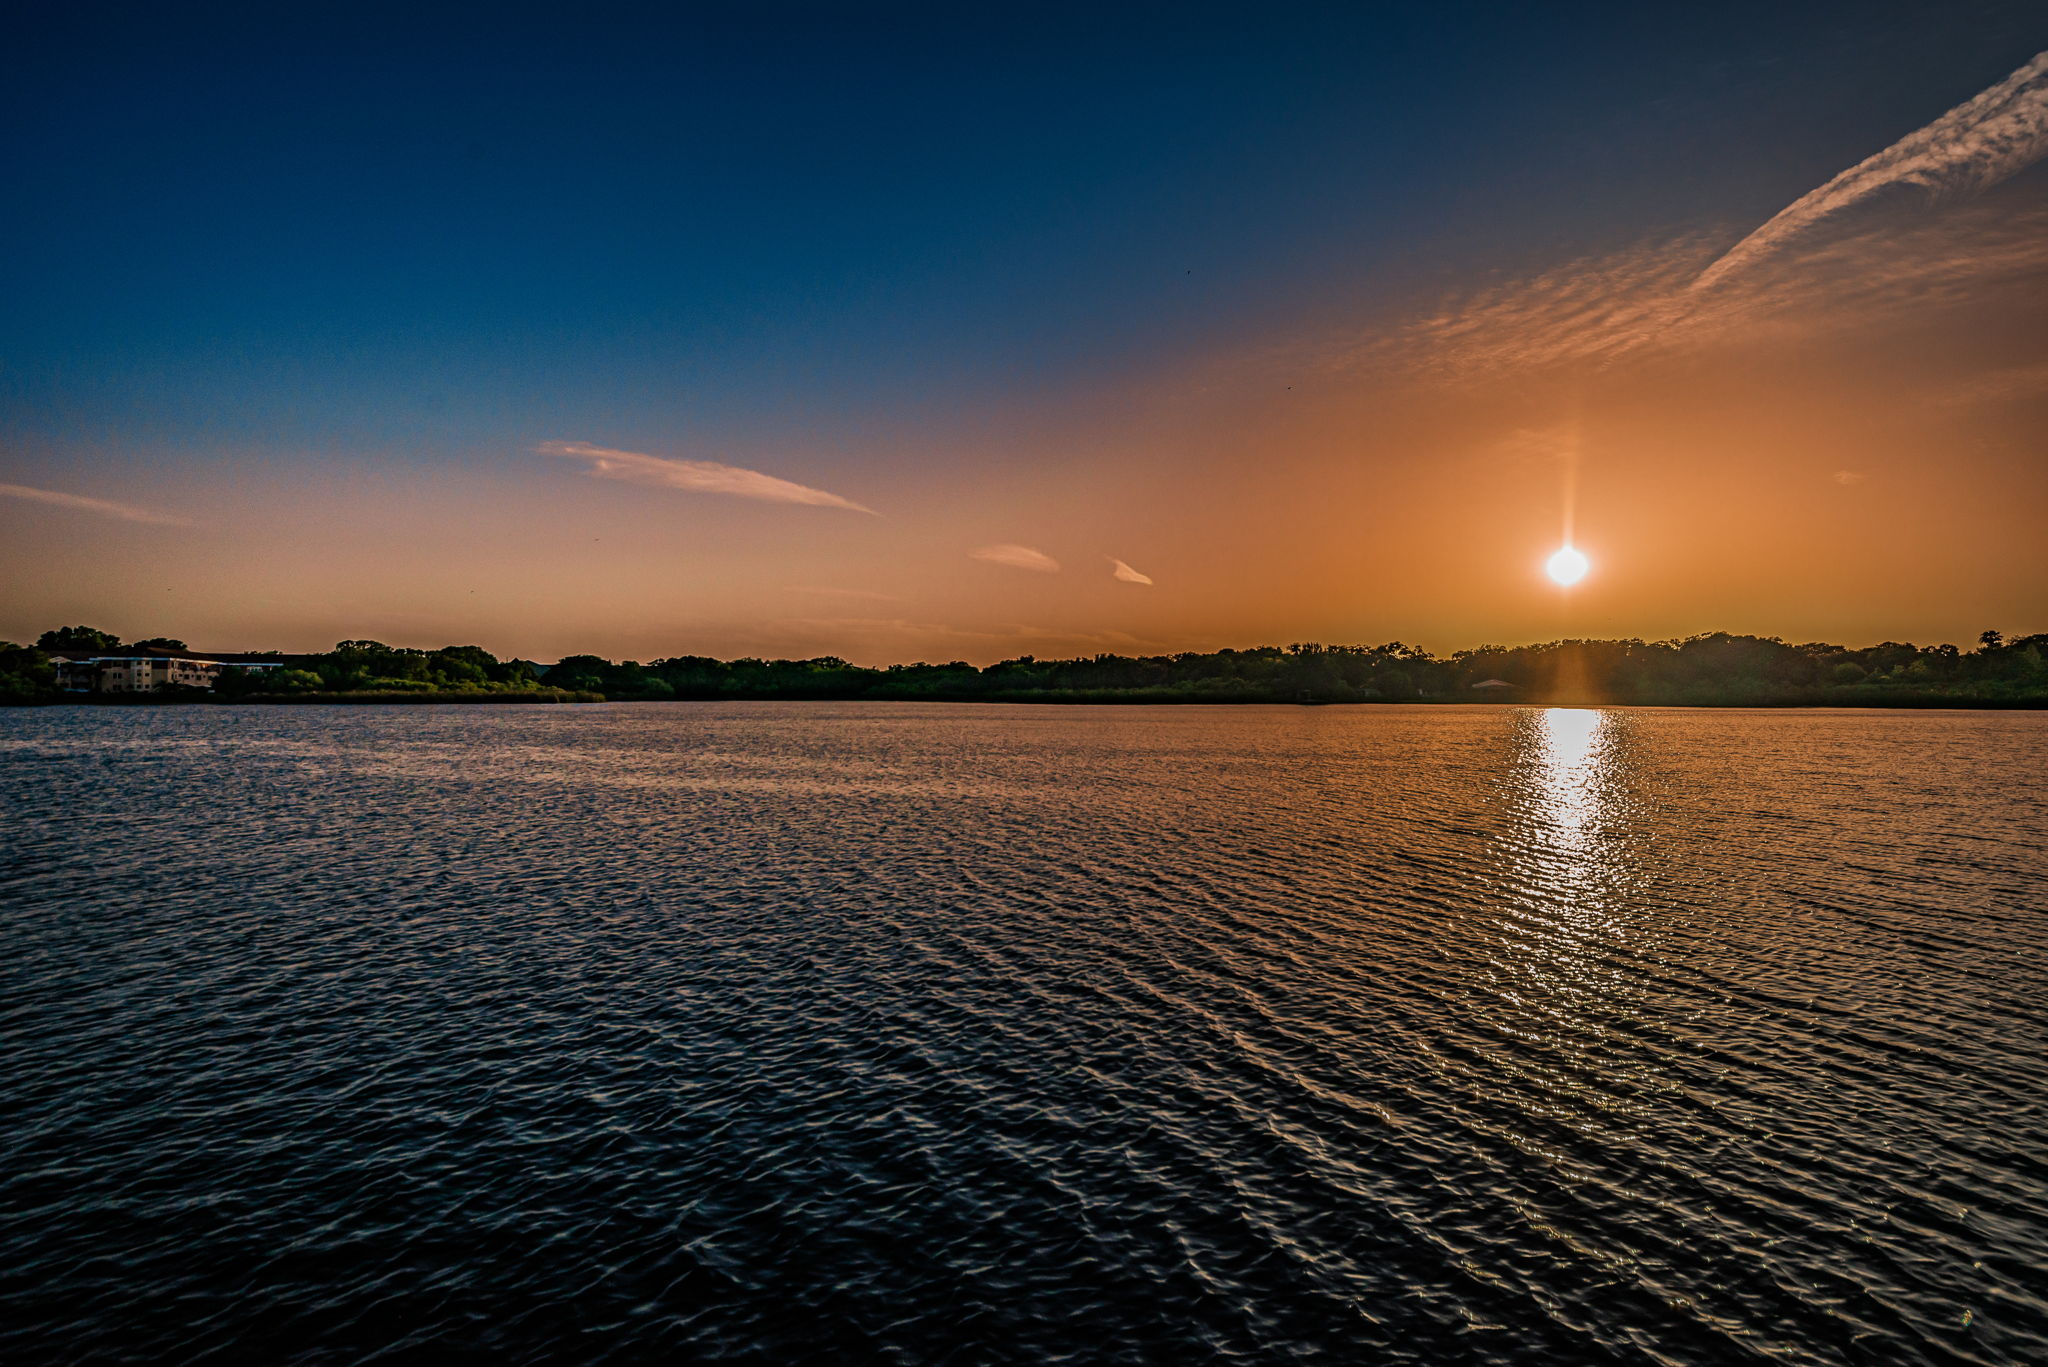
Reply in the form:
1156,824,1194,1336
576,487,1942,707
48,649,285,694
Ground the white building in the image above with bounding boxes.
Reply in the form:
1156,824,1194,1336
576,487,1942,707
49,650,286,694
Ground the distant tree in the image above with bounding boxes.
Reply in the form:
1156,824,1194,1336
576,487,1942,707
0,642,58,702
549,654,612,693
434,644,499,671
215,666,322,696
1979,629,2003,651
323,640,430,687
433,657,490,686
37,625,121,652
132,637,188,651
212,666,259,697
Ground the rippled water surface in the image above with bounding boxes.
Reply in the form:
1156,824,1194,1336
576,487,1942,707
3,703,2046,1365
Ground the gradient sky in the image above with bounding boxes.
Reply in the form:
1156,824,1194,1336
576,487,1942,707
4,1,2045,664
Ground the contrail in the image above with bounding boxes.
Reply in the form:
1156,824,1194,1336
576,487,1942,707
0,481,191,525
1696,50,2048,288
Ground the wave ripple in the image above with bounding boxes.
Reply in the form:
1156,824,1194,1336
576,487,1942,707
2,703,2045,1365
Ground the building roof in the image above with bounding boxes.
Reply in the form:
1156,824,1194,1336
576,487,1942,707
45,647,297,665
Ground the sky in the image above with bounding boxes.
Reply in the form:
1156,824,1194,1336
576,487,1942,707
3,1,2044,664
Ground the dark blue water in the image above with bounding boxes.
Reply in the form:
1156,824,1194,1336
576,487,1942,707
3,703,2045,1364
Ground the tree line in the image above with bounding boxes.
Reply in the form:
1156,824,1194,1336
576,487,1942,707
0,629,584,704
6,624,2044,706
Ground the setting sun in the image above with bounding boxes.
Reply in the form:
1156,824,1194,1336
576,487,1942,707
1546,545,1591,586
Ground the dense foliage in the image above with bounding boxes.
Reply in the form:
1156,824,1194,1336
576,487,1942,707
0,643,59,703
7,627,2044,706
1,632,588,704
36,625,121,652
212,640,552,697
550,631,2048,705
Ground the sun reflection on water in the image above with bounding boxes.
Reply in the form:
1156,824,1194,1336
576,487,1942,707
1536,707,1605,854
1484,706,1668,1130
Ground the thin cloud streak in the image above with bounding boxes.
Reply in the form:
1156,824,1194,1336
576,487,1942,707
971,544,1061,573
539,441,875,513
1110,558,1154,585
1926,359,2048,407
0,482,191,526
1370,203,2048,383
1697,51,2048,288
1342,52,2048,387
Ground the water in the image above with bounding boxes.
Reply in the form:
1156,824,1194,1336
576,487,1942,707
2,702,2044,1365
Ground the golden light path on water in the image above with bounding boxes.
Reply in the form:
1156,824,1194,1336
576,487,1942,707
1537,706,1604,852
1492,707,1663,1140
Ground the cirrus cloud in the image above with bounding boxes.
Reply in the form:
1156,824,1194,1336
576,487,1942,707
970,544,1060,573
1341,51,2048,387
1697,50,2048,288
538,441,875,513
1110,558,1154,584
1362,201,2048,384
0,482,191,526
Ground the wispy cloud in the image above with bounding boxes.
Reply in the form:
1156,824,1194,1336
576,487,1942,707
1109,558,1154,585
1339,53,2048,387
1366,202,2048,383
1697,51,2048,288
538,441,875,513
971,544,1060,573
0,482,191,526
1926,359,2048,407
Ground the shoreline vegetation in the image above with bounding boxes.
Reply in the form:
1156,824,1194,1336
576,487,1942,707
5,626,2046,708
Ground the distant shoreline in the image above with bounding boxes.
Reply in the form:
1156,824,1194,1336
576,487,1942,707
18,691,2046,711
12,629,2044,709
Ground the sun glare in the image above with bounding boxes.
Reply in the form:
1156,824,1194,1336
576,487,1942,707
1546,545,1590,586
